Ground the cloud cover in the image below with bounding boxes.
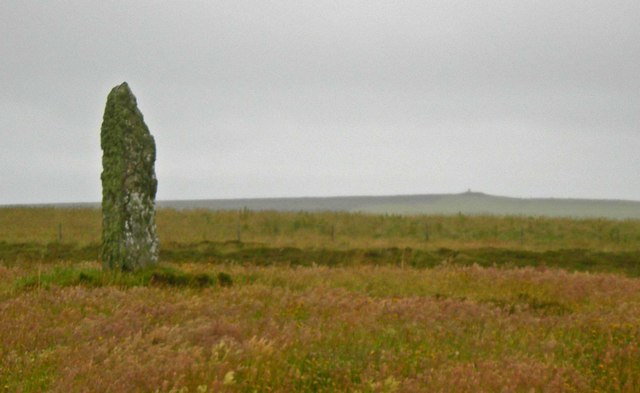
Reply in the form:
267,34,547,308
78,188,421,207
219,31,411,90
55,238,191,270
1,1,639,204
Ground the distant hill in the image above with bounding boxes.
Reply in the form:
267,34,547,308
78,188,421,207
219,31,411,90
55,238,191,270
8,192,640,220
154,191,640,220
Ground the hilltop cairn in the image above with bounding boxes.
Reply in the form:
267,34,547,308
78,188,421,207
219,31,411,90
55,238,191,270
100,82,159,271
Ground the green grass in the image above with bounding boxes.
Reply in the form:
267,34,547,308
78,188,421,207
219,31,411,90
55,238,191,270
3,240,640,277
12,264,232,292
1,207,640,391
2,206,640,251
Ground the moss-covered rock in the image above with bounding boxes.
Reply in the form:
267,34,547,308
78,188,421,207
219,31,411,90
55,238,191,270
100,82,159,271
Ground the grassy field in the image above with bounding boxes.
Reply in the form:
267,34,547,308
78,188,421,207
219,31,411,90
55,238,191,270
2,207,640,251
1,207,640,392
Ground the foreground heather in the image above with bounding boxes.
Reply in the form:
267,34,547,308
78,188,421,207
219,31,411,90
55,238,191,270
1,263,639,392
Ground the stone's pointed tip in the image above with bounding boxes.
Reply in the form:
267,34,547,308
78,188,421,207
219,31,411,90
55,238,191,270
109,82,136,100
114,82,130,91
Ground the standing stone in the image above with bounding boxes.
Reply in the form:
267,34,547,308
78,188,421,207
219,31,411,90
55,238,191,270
100,82,159,271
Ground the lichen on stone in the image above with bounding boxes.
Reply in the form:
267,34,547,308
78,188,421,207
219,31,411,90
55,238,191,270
100,82,159,271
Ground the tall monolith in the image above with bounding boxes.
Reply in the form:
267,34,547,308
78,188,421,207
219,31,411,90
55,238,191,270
100,82,159,271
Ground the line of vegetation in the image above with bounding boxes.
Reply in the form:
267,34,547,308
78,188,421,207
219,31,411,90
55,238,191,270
13,264,233,292
2,239,640,276
2,207,639,251
2,207,640,278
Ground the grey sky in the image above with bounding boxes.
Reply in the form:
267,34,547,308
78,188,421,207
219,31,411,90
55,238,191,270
1,1,639,204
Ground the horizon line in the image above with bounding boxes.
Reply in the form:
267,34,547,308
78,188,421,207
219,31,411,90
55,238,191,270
3,190,640,208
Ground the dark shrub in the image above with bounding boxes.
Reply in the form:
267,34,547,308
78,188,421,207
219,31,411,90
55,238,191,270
217,272,233,287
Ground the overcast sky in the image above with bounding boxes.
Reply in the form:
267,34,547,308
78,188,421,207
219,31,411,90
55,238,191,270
1,1,639,204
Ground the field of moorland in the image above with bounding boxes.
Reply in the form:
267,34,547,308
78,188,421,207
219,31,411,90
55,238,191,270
1,207,640,392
